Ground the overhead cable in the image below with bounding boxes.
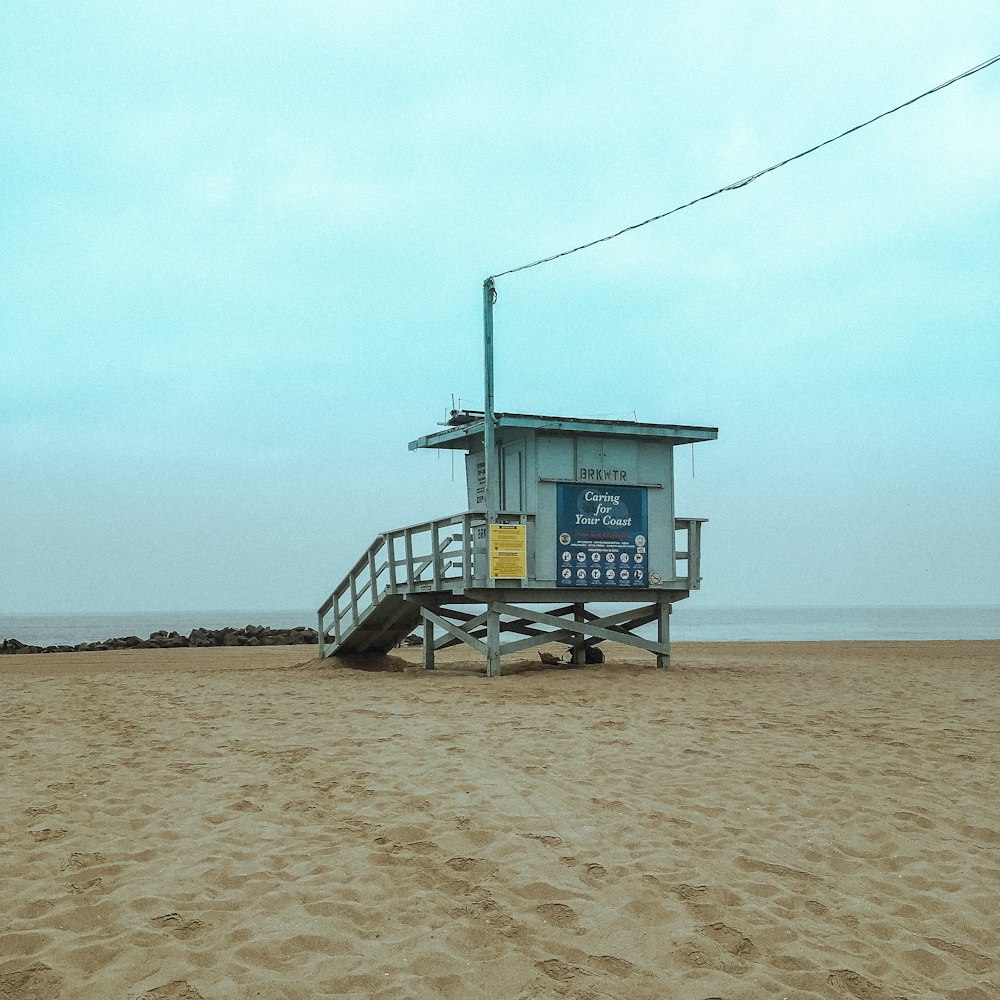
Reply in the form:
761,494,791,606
489,52,1000,280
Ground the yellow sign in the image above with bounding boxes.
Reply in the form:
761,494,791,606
489,523,527,579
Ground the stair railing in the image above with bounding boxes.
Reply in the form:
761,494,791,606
318,511,496,657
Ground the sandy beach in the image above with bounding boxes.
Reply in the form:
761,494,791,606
2,640,997,999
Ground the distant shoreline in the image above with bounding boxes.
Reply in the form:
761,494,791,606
4,605,997,647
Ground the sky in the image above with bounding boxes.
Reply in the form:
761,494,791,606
2,2,998,613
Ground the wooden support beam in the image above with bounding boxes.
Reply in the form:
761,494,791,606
486,603,501,678
657,601,671,669
430,602,659,652
496,608,658,655
572,603,586,665
499,628,578,655
420,607,487,657
422,610,435,670
489,602,670,658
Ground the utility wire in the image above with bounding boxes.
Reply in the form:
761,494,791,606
489,52,1000,280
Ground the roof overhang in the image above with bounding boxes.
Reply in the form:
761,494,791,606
408,412,718,452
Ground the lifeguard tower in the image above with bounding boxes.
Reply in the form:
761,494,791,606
317,280,717,675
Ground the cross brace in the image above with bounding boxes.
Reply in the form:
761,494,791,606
416,599,673,675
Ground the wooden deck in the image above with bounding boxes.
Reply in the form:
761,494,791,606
317,512,706,674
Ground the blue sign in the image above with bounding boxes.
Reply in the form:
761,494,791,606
556,484,648,588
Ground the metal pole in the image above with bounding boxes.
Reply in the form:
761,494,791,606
483,278,498,528
483,278,501,676
483,277,499,602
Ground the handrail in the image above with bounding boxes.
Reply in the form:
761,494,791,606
318,534,382,616
318,512,537,653
318,510,703,657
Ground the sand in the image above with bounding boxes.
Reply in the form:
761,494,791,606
1,640,997,999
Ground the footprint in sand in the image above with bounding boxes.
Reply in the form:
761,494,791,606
670,882,708,902
151,913,208,939
29,828,67,843
590,796,627,811
827,968,896,999
587,954,635,978
390,840,438,856
344,784,375,798
560,856,609,887
519,832,563,847
682,922,758,974
138,981,205,1000
0,963,63,998
582,862,608,884
735,856,822,891
892,810,934,829
61,852,106,871
445,857,499,882
535,902,581,930
924,937,993,975
536,959,585,981
228,799,263,813
68,878,102,894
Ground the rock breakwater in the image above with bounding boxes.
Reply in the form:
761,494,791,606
1,624,325,655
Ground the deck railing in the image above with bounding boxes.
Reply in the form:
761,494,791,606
674,517,707,590
318,512,704,656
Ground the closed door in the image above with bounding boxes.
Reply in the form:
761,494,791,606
501,442,525,512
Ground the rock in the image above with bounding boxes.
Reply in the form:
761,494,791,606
1,622,325,655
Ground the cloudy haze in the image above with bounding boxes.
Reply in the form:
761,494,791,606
2,2,998,612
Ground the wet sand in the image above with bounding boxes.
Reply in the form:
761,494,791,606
2,640,997,999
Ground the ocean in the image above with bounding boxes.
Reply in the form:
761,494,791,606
1,606,998,648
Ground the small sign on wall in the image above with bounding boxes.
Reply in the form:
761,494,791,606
489,523,527,579
556,484,648,587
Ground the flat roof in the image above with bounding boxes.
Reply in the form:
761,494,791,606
408,411,719,451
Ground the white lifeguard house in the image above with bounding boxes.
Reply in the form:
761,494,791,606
317,280,717,675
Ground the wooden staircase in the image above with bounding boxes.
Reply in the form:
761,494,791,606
318,513,486,656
